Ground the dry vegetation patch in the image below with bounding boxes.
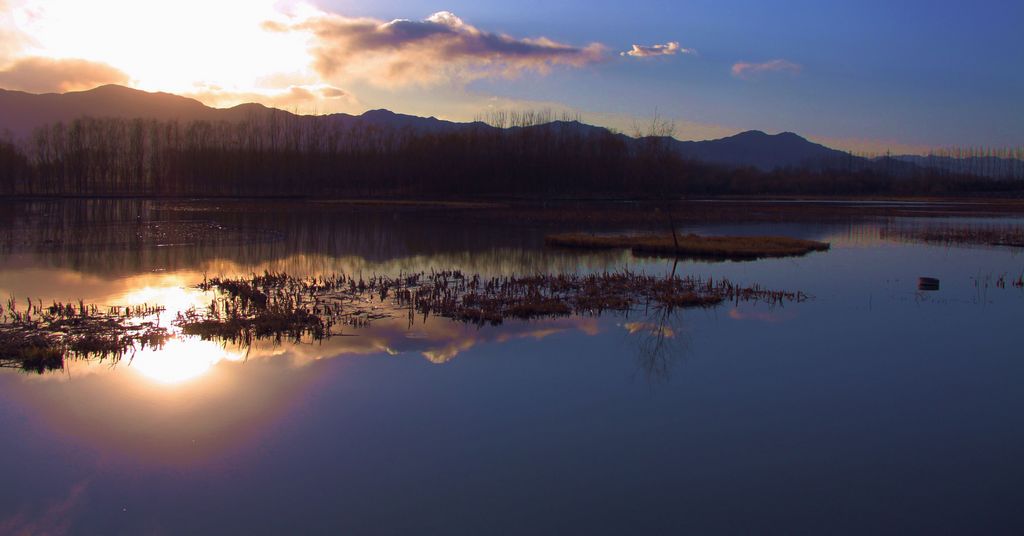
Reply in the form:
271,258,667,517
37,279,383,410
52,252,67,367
2,269,811,374
177,270,808,341
880,225,1024,247
0,298,169,373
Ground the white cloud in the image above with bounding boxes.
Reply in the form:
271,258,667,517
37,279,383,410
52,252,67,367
621,42,696,58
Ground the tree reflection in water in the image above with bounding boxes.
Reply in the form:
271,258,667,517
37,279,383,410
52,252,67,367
630,305,691,383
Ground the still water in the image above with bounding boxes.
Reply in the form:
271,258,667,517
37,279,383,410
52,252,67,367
1,200,1022,534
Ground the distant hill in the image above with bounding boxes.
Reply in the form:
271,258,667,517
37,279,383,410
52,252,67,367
3,84,1018,176
672,130,850,170
0,85,217,137
0,85,851,170
0,85,481,139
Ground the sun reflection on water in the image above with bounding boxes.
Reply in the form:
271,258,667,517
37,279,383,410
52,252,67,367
118,283,209,317
129,338,245,385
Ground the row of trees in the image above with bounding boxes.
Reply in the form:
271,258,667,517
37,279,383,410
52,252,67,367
821,148,1024,180
0,113,689,197
0,113,1021,198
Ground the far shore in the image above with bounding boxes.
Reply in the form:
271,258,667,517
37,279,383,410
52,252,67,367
3,194,1024,204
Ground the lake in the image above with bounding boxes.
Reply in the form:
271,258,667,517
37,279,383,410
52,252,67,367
1,199,1022,534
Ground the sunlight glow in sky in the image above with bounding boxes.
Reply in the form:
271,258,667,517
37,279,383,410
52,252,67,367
8,0,311,94
0,0,1021,151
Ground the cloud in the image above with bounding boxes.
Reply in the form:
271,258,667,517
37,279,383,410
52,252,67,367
621,42,695,58
731,59,802,79
185,83,358,112
0,56,130,92
268,10,606,87
0,0,31,64
320,86,348,99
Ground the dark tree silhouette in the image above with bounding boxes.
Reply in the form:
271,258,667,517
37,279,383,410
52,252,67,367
0,114,1021,198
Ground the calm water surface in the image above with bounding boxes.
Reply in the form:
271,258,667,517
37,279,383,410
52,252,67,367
1,200,1022,535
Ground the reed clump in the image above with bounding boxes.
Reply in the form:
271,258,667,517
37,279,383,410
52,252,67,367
544,233,831,260
180,270,809,341
974,273,1024,290
0,297,169,373
881,225,1024,248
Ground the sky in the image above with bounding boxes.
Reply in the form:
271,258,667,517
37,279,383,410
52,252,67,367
0,0,1021,153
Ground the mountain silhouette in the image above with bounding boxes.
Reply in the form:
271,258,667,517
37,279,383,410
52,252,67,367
674,130,848,170
0,84,864,171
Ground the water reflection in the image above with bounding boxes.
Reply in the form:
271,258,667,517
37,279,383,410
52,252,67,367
0,480,89,536
0,199,637,277
129,338,246,385
3,265,611,379
3,199,1019,391
3,200,1024,533
1,255,713,464
1,313,615,464
627,306,690,382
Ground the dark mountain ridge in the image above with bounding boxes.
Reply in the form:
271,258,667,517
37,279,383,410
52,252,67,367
0,85,851,171
674,130,849,170
1,84,1019,177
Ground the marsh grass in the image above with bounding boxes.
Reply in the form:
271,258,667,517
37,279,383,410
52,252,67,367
0,297,169,373
544,233,831,260
973,272,1024,290
1,269,810,373
179,270,808,345
881,225,1024,248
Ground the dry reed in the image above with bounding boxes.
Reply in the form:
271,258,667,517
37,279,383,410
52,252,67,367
179,270,809,342
0,297,169,373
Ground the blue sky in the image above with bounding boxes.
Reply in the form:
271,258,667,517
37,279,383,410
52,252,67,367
1,0,1021,151
318,0,1024,150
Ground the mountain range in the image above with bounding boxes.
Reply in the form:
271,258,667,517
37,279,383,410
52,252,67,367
0,84,1017,176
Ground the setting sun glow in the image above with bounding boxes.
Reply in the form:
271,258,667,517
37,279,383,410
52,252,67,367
11,0,312,96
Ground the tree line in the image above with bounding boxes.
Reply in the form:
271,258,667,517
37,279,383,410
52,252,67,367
0,113,1021,198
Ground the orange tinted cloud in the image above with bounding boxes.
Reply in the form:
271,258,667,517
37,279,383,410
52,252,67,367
731,59,802,79
184,84,356,111
0,56,129,92
269,10,606,87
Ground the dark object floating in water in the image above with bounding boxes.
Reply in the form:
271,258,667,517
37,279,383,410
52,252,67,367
919,277,940,291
